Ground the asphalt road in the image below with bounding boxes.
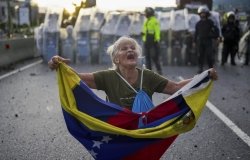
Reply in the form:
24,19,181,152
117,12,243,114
0,58,249,160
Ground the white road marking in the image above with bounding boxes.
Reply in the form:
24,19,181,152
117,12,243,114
0,59,43,80
179,76,250,148
206,101,250,147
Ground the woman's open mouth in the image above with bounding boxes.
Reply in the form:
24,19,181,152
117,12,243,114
127,53,135,60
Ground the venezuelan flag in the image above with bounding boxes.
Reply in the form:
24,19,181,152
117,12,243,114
56,62,213,160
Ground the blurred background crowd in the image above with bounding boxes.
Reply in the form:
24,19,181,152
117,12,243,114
0,0,250,66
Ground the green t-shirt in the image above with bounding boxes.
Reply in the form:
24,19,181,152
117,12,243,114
93,68,168,109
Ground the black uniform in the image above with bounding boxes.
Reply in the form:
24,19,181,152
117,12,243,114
221,22,240,65
195,18,219,72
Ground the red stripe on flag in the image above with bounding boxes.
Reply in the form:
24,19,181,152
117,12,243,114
122,135,178,160
107,108,140,129
147,100,180,123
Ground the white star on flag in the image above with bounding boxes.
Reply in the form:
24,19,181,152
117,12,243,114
102,136,112,143
89,149,97,158
92,140,103,149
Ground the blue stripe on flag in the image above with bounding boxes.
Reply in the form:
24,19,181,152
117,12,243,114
73,81,133,121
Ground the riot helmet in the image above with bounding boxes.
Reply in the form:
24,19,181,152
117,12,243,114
227,11,236,23
227,11,235,19
197,6,210,17
145,7,155,18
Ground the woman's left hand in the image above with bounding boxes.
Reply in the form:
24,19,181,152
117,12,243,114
209,68,218,80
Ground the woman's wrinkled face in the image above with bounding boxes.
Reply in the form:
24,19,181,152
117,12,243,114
116,40,138,68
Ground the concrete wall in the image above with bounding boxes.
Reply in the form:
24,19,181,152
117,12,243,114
0,37,36,67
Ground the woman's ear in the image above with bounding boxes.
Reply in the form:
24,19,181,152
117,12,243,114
115,58,119,64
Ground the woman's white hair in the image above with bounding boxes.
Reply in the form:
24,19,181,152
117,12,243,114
107,36,142,69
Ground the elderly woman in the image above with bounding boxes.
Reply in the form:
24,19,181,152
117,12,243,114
48,36,218,110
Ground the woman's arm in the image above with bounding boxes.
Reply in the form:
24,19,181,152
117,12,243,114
162,79,192,95
78,73,97,89
48,56,97,89
162,68,218,95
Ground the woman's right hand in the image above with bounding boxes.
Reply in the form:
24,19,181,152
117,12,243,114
48,55,70,70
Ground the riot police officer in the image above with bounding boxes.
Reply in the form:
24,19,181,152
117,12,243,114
221,11,240,66
142,7,162,74
194,6,219,73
